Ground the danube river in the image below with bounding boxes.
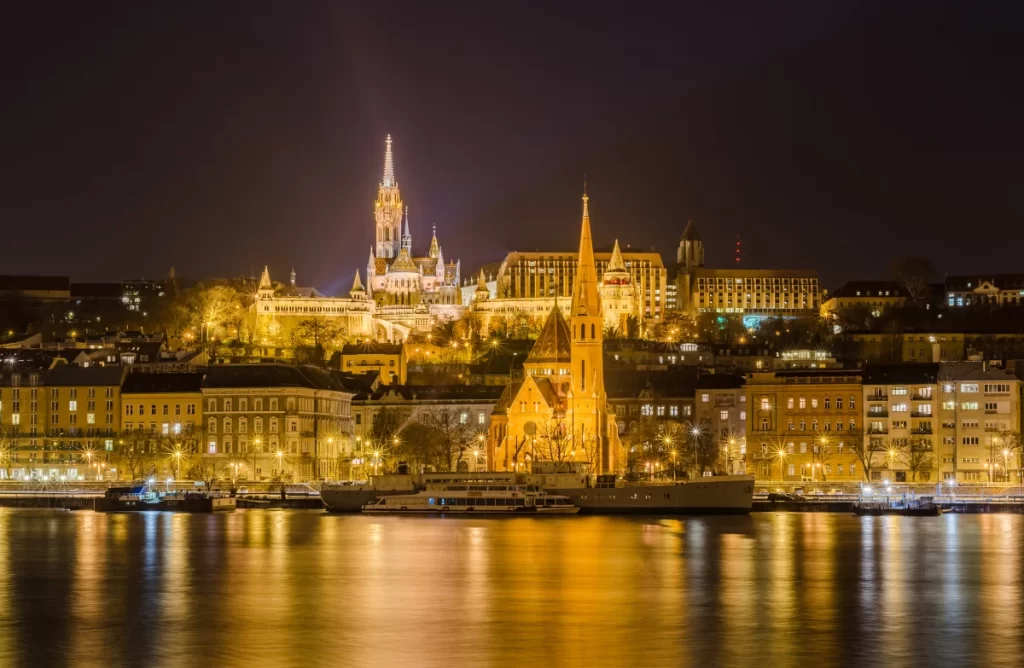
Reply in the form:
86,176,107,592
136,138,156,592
0,509,1022,668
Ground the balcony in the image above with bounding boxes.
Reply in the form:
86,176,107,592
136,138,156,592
911,428,933,435
867,393,888,401
911,393,933,401
867,410,889,418
910,411,933,418
867,428,889,435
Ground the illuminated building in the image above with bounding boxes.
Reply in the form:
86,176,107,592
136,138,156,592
339,342,407,385
252,135,463,341
0,364,124,481
745,369,864,482
672,220,820,320
201,364,355,480
488,192,621,474
863,363,1022,483
945,273,1024,307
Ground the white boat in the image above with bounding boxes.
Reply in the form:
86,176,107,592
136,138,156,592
362,482,579,515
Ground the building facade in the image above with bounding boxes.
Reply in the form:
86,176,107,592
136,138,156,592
745,370,864,482
339,342,407,385
201,364,355,481
0,364,124,481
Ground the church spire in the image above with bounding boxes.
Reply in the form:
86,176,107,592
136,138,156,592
428,224,440,259
258,265,272,290
350,269,366,298
401,206,412,251
382,134,396,187
571,190,600,316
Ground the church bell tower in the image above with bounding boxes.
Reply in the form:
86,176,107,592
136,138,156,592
374,134,404,259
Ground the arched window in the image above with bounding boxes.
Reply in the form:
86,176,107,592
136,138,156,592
208,398,216,411
270,398,278,411
207,417,217,434
287,398,296,411
224,398,232,412
580,324,585,340
254,417,263,433
580,360,586,392
239,398,247,412
270,417,279,433
238,417,247,433
254,398,263,412
591,324,595,339
223,417,232,433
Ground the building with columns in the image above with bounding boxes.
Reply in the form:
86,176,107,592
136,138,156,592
488,192,621,474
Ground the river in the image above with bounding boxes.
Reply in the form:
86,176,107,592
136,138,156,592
0,509,1021,668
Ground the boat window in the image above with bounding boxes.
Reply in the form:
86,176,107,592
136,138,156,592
428,498,435,505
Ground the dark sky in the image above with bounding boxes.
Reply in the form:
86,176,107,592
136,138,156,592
3,1,1022,292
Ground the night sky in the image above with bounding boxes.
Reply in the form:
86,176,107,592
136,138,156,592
3,2,1021,292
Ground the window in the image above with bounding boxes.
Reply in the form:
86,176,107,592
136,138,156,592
174,404,180,416
836,397,843,409
641,404,654,416
850,464,856,477
255,398,263,411
961,420,979,429
669,406,679,417
254,417,263,433
849,396,856,410
223,417,232,433
961,402,979,411
478,412,486,425
985,383,1010,393
787,397,794,409
836,421,844,432
238,417,248,433
962,437,979,445
799,420,806,431
69,400,77,412
811,398,819,409
224,399,232,411
163,404,169,416
187,404,195,415
460,412,468,424
960,383,979,393
824,397,831,409
270,398,278,411
239,399,247,412
740,411,746,421
720,410,729,421
208,399,216,411
799,397,806,409
701,393,710,404
656,405,666,416
760,398,770,410
87,413,95,424
892,403,908,413
811,420,818,431
892,387,908,396
984,402,998,411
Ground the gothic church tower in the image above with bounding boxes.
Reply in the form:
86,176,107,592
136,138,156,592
569,190,613,472
374,135,404,259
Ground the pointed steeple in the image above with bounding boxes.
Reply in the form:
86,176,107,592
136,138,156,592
401,206,412,251
608,239,626,272
571,190,600,316
382,134,396,187
350,270,366,298
428,224,440,259
258,265,272,290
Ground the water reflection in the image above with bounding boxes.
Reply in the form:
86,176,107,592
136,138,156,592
0,509,1021,668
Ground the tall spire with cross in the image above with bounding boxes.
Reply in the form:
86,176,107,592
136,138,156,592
382,134,396,187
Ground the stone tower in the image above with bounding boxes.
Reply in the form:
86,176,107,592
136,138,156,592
569,190,612,472
374,135,404,259
676,220,703,313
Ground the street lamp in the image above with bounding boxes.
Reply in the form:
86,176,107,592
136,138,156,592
252,437,262,481
276,450,284,477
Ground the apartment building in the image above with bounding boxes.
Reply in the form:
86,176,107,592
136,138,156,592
745,370,863,482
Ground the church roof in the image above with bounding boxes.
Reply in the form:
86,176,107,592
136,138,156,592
444,262,458,283
681,220,701,242
390,248,419,273
525,305,572,365
416,258,438,275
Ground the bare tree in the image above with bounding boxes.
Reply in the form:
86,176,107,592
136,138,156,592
848,427,884,482
533,417,575,468
903,437,935,482
0,426,13,480
891,256,936,305
994,429,1022,483
418,406,474,472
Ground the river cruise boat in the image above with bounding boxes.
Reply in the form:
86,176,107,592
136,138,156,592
362,483,579,515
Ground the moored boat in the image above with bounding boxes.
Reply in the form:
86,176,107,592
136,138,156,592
94,486,236,513
362,482,578,515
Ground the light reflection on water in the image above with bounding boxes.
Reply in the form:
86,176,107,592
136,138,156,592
0,509,1022,668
